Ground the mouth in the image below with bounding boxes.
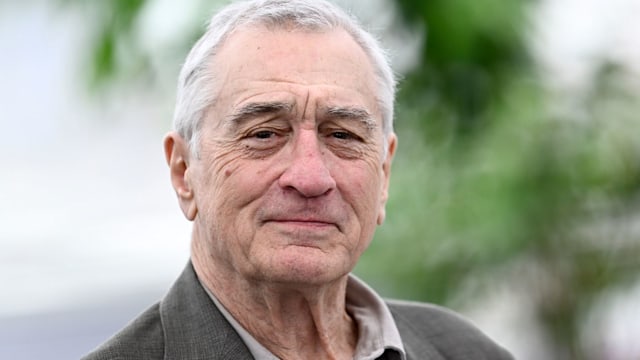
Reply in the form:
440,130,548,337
267,219,336,227
259,207,343,232
262,216,341,233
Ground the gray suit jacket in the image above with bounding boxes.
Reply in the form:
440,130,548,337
83,263,513,359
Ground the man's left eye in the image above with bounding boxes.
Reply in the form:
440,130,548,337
331,131,352,140
254,130,275,139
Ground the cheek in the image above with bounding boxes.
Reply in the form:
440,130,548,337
195,145,247,215
201,150,279,221
337,163,383,255
335,159,384,215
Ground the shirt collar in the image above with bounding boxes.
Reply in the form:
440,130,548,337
200,274,406,360
346,274,406,360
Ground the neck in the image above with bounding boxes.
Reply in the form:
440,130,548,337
191,245,358,360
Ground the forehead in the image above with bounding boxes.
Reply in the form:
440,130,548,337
209,25,380,117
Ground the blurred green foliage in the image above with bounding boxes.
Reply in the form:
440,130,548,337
56,0,207,88
358,1,640,359
56,0,147,86
62,0,640,358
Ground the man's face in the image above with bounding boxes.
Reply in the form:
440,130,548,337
172,26,396,285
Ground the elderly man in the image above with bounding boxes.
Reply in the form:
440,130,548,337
84,0,512,359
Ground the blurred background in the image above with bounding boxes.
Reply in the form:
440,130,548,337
1,0,639,358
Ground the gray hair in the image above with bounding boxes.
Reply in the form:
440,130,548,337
172,0,397,155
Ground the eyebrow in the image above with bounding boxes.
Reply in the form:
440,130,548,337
324,106,377,130
227,101,294,126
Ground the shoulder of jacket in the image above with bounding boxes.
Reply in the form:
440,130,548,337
386,299,514,360
386,299,471,325
81,303,164,360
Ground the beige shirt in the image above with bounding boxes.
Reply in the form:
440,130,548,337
202,275,406,360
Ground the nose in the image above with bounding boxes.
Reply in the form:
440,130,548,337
278,129,336,197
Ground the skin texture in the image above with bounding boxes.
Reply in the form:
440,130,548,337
164,26,397,359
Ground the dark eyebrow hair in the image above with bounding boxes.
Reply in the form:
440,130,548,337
227,101,294,126
324,106,377,130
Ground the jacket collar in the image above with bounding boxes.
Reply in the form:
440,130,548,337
159,261,254,360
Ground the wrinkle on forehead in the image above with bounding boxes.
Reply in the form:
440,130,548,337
300,90,311,122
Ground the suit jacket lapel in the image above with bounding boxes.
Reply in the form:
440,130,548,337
159,262,254,360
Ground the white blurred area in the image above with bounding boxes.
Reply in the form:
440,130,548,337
0,0,639,359
0,0,192,313
0,2,192,358
532,0,640,91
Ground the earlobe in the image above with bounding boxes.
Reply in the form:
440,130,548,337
377,208,386,225
164,132,198,221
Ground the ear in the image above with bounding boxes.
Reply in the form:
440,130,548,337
164,132,198,221
377,133,397,225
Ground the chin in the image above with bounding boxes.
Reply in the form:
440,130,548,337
261,248,352,286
